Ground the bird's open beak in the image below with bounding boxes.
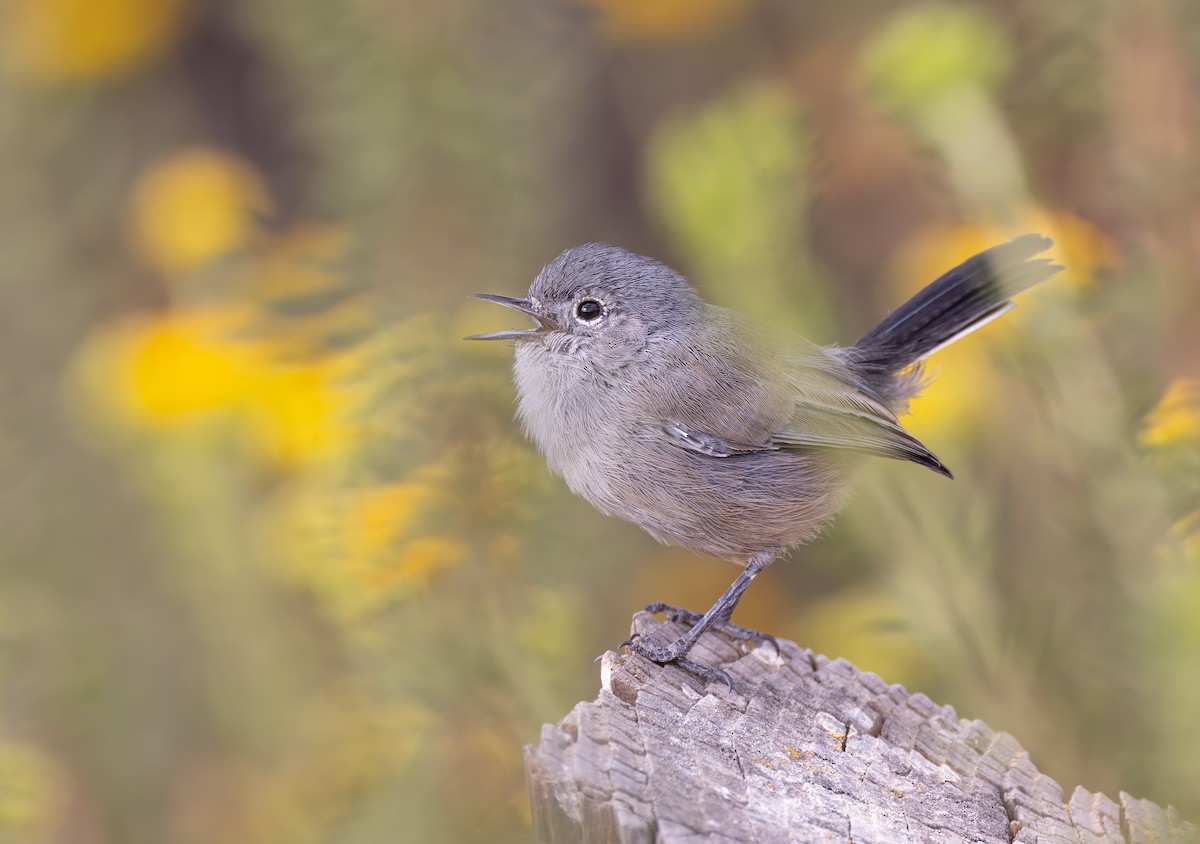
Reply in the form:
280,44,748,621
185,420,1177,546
464,293,557,341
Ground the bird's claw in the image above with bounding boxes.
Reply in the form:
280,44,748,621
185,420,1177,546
642,601,704,626
622,637,734,690
617,600,778,690
641,602,778,656
754,631,780,658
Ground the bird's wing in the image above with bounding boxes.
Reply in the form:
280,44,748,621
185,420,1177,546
657,326,951,477
770,363,951,476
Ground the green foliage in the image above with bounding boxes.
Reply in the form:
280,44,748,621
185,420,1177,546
648,86,803,272
647,85,833,333
1,1,1199,841
860,3,1013,111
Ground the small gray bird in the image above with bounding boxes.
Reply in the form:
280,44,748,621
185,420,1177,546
468,235,1061,682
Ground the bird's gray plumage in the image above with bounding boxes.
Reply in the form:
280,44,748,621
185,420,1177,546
468,236,1062,676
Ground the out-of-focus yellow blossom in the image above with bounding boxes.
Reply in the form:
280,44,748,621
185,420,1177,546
1,0,188,82
345,484,434,565
897,342,995,446
897,213,1114,297
77,213,366,468
580,0,750,41
343,463,468,604
1141,379,1200,448
74,308,262,425
373,537,467,594
71,307,360,468
129,148,271,276
274,474,467,623
1033,212,1119,289
886,228,1001,443
0,741,58,842
245,358,361,467
888,215,1113,442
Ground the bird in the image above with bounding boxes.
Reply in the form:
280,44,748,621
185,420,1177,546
468,234,1062,683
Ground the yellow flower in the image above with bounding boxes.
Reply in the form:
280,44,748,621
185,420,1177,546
888,214,1114,443
899,343,995,446
344,484,434,564
245,359,360,468
342,466,467,602
73,308,261,427
2,0,188,82
373,537,467,595
72,305,361,468
896,213,1114,298
128,148,271,276
272,477,467,623
579,0,750,41
1141,379,1200,448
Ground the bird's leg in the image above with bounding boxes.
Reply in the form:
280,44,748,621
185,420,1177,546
625,550,778,667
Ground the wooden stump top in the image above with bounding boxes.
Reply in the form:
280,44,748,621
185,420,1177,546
526,612,1197,843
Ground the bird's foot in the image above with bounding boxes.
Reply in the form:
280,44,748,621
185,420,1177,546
642,601,779,657
619,635,735,689
613,602,778,689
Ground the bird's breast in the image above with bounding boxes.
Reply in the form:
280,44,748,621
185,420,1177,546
512,344,633,498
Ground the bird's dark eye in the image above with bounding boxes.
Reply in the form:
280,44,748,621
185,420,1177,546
575,299,603,321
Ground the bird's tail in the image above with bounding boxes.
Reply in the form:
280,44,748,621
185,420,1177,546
849,234,1062,404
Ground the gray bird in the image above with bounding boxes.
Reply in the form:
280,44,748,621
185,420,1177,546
468,235,1061,682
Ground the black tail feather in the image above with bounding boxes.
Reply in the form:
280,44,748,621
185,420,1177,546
852,234,1061,389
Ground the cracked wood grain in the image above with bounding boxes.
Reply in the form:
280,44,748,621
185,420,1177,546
525,612,1198,844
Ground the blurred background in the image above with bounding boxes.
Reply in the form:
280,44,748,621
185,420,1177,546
1,0,1198,841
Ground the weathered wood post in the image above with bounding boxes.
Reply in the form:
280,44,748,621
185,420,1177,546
526,612,1197,843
